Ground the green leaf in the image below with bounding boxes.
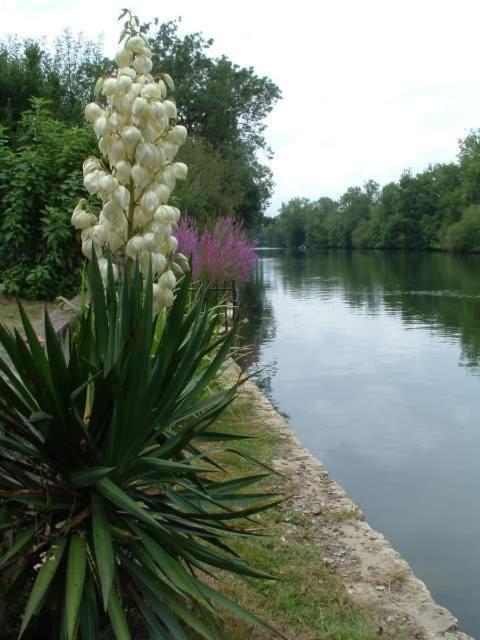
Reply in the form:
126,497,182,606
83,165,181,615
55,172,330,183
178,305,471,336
97,478,162,532
109,524,137,544
177,537,276,580
0,520,44,567
66,533,87,640
208,473,270,495
129,587,170,639
91,494,115,610
107,586,132,640
130,523,205,602
17,300,50,381
88,250,109,363
188,496,286,521
79,570,100,640
197,579,285,639
19,537,67,637
150,308,166,356
43,308,69,416
70,466,115,487
224,448,284,476
193,431,254,442
130,456,213,476
124,556,208,640
29,411,53,423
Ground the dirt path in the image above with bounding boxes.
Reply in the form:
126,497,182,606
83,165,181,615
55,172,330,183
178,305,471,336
225,361,473,640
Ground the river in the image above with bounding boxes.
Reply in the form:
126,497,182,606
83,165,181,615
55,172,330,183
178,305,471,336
239,249,480,638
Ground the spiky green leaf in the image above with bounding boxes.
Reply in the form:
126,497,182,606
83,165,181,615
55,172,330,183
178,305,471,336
19,537,67,637
91,494,115,610
65,533,87,640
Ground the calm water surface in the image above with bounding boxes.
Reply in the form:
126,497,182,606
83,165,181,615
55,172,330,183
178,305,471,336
240,250,480,638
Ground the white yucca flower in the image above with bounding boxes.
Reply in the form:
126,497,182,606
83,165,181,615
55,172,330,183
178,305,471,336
72,11,190,310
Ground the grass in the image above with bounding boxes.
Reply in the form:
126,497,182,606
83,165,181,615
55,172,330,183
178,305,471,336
210,388,405,640
0,296,56,330
321,506,362,524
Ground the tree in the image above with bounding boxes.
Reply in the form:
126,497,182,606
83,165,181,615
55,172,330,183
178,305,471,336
142,18,281,227
174,137,243,222
51,29,106,122
257,216,280,246
458,130,480,205
0,38,51,126
444,205,480,252
276,198,312,247
0,32,104,128
305,197,337,247
335,181,379,248
143,19,280,154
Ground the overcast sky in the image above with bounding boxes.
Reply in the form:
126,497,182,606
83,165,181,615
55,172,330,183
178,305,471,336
2,0,480,215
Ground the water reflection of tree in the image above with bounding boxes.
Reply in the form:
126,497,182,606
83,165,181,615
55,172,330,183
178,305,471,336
236,255,289,412
262,249,480,370
237,256,276,368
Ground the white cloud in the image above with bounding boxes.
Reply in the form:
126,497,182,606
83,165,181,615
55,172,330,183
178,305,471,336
2,0,480,215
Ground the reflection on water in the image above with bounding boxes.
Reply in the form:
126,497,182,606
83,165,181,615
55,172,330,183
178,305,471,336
239,249,480,638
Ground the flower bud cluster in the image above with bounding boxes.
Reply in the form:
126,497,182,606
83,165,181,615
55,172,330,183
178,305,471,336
72,19,189,310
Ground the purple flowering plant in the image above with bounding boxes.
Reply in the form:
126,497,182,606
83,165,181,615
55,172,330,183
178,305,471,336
177,216,258,283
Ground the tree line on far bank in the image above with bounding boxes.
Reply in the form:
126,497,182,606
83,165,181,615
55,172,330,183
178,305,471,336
0,19,280,298
261,132,480,253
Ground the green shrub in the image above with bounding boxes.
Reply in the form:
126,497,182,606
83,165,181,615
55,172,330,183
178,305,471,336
443,204,480,252
0,99,96,299
0,258,280,639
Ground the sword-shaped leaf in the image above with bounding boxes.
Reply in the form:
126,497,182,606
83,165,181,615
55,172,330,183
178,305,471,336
65,533,87,640
19,537,67,637
107,585,132,640
91,494,115,610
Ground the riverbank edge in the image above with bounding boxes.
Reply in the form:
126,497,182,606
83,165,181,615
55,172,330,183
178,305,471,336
223,359,473,640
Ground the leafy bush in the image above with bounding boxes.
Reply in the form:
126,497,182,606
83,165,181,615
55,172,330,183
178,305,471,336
0,258,279,639
443,204,480,252
177,216,258,283
0,99,96,299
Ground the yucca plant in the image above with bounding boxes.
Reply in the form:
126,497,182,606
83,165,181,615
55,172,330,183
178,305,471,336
0,257,281,639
